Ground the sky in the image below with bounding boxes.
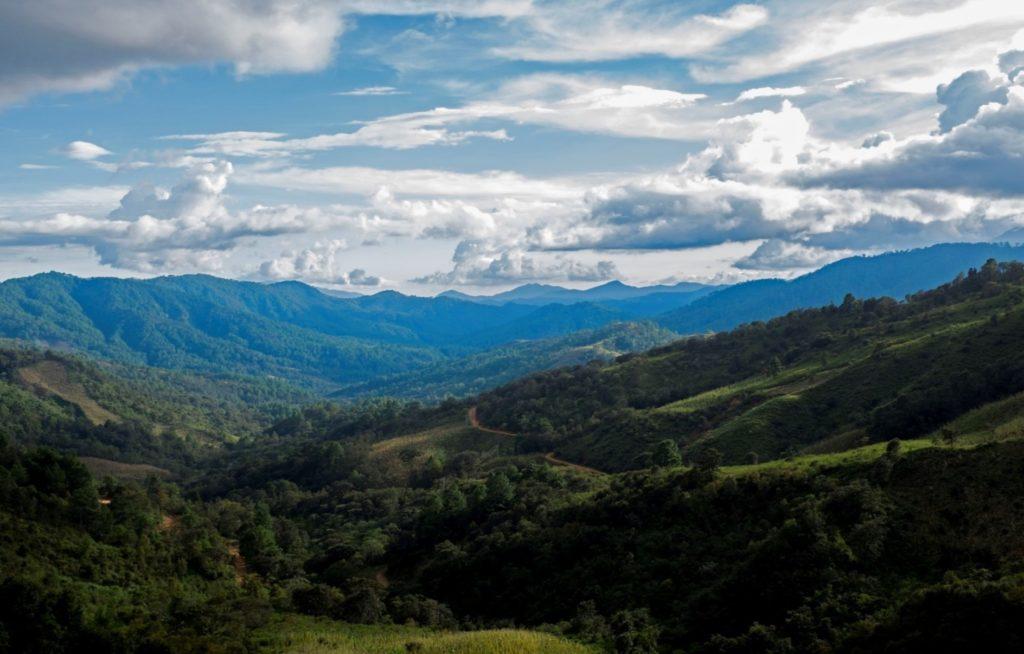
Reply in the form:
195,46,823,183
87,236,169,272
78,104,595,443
2,1,1024,295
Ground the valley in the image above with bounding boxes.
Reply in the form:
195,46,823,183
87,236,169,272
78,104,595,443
4,254,1024,652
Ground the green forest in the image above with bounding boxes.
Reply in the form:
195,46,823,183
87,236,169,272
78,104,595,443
4,259,1024,652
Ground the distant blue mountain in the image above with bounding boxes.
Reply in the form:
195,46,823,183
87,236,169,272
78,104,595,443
444,279,716,306
657,243,1024,334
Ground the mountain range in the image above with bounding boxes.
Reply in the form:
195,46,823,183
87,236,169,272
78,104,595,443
2,242,1023,394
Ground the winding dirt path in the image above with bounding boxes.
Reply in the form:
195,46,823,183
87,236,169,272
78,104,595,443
467,407,604,475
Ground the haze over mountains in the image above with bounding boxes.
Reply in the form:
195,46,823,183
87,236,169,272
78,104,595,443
2,242,1023,395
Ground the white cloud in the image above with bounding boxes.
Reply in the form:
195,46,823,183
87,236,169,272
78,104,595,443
18,163,57,170
165,121,509,155
734,86,806,102
692,1,1024,92
162,74,714,159
493,3,767,62
63,141,111,161
334,86,406,96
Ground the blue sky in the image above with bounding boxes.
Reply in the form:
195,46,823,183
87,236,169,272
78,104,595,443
2,1,1024,293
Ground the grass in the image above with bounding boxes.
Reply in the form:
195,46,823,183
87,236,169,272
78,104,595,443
17,360,120,425
927,390,1024,446
79,456,173,481
722,438,937,477
255,616,597,654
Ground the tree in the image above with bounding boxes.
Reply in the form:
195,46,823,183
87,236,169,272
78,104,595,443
886,438,902,457
611,608,660,654
485,472,515,508
651,439,682,467
696,448,723,475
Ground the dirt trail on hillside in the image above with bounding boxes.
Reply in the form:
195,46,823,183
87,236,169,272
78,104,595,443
468,407,604,475
542,452,604,475
226,542,247,585
467,406,517,436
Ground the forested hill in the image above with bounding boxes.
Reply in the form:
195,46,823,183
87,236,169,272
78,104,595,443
477,258,1024,471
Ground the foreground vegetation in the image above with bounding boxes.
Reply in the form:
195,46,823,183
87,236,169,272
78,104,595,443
256,617,596,654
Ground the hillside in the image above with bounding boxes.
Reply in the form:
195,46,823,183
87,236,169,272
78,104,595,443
476,259,1024,471
0,345,309,470
186,369,1024,653
335,322,679,401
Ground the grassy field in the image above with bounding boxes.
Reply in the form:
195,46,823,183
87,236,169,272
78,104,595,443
255,617,597,654
17,359,120,425
927,390,1024,445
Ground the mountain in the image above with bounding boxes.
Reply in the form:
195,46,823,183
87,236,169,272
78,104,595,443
0,273,676,389
446,279,717,305
333,321,679,400
657,242,1024,334
477,258,1024,471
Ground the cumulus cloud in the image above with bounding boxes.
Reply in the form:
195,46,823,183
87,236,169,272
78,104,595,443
734,239,850,270
801,85,1024,196
936,69,1009,133
257,240,383,286
520,53,1024,268
0,161,354,273
1000,49,1024,80
414,240,618,286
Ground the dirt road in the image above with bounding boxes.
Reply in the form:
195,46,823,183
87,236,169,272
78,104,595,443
467,407,604,475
